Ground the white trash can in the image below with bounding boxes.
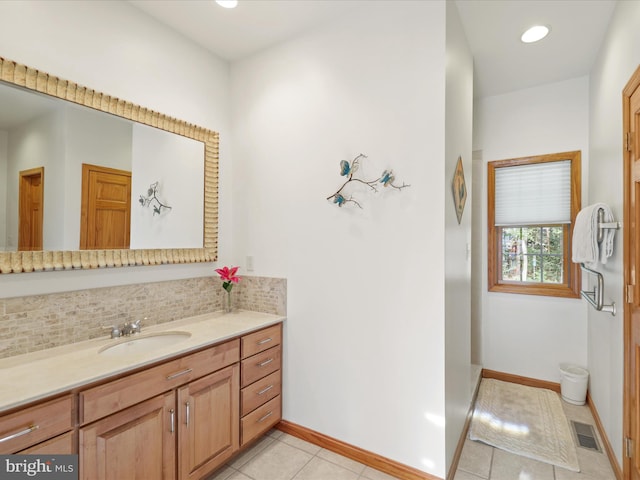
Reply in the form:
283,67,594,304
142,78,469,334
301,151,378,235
559,363,589,405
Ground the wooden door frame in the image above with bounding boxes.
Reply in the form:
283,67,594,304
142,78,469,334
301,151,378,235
623,65,640,479
18,166,44,251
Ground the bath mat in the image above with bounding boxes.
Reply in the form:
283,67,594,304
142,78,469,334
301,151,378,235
469,379,579,472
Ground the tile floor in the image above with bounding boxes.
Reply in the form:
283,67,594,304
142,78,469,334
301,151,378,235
454,384,618,480
206,382,617,480
205,429,400,480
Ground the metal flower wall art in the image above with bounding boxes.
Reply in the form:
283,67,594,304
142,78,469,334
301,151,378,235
326,153,410,208
139,181,172,215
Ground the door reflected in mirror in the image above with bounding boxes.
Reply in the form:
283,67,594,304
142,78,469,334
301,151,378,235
0,80,205,252
80,164,131,250
18,167,44,251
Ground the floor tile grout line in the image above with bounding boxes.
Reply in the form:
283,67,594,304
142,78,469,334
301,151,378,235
487,446,494,480
288,442,316,479
313,446,367,476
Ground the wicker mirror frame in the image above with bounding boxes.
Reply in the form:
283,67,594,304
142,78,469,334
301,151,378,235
0,57,218,273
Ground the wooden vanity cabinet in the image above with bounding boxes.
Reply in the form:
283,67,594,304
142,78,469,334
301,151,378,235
79,339,240,480
0,394,75,454
0,320,283,480
240,324,282,446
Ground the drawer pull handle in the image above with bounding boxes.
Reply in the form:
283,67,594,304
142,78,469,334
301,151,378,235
258,411,273,423
166,368,193,380
185,402,190,426
257,385,274,396
258,358,274,367
0,424,39,444
169,409,175,434
257,338,273,345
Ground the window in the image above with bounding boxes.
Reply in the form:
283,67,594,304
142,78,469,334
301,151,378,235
488,151,581,297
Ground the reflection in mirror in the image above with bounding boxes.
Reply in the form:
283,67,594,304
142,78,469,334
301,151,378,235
129,123,204,250
0,57,218,273
0,82,204,251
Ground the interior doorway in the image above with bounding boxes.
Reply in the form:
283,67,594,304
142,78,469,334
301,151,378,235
18,167,44,251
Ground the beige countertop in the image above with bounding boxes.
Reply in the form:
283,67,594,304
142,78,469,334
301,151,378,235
0,310,285,413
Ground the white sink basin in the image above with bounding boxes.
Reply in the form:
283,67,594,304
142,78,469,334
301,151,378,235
98,331,191,356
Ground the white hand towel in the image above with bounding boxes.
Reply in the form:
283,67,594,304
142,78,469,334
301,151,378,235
571,203,615,267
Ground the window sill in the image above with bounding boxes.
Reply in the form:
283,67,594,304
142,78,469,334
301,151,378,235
489,282,580,299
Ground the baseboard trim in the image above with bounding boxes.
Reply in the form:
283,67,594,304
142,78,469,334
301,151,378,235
446,371,483,480
482,368,561,393
586,392,622,480
482,369,621,480
275,420,442,480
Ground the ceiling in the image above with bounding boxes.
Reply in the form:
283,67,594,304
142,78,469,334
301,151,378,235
128,0,618,98
455,0,616,97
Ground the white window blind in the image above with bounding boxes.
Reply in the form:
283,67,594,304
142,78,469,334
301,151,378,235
494,160,571,226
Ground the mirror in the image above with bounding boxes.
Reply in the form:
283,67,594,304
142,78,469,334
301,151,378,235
0,57,218,273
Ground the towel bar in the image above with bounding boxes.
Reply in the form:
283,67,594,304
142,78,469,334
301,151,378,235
596,207,621,243
579,263,616,315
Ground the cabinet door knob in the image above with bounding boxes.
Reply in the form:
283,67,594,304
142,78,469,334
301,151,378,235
185,402,190,426
258,358,273,368
257,338,272,345
169,409,175,433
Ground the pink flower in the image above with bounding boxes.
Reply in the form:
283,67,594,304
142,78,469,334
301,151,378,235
215,266,241,292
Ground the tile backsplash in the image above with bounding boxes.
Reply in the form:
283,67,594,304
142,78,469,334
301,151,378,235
0,275,286,359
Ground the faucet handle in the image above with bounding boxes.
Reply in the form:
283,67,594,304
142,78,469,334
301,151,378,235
102,325,121,339
131,318,145,334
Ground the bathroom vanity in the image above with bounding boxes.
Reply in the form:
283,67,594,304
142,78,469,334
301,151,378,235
0,311,284,480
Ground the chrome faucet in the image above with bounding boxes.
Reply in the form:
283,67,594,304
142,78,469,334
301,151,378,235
121,319,142,336
103,318,144,338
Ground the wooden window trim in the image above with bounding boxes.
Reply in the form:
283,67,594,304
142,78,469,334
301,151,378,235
488,151,581,298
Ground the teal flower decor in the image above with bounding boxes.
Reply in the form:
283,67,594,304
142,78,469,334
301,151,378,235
326,154,409,208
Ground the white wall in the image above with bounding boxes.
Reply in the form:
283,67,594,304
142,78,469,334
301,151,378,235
130,124,204,249
444,1,474,472
0,0,231,298
588,0,640,464
230,1,452,476
473,77,590,381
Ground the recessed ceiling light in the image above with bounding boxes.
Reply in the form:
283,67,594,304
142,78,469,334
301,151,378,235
216,0,238,8
521,25,550,43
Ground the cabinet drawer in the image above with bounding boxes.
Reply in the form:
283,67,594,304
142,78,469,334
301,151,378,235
19,431,75,454
241,370,281,416
241,345,281,387
241,323,282,359
241,395,281,446
80,339,239,425
0,395,74,454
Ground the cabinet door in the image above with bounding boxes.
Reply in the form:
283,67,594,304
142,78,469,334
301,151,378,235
80,392,176,480
177,364,239,480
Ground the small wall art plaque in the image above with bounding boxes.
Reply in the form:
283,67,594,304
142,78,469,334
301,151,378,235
452,156,467,224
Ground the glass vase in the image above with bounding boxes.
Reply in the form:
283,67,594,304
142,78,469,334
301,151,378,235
225,290,233,313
